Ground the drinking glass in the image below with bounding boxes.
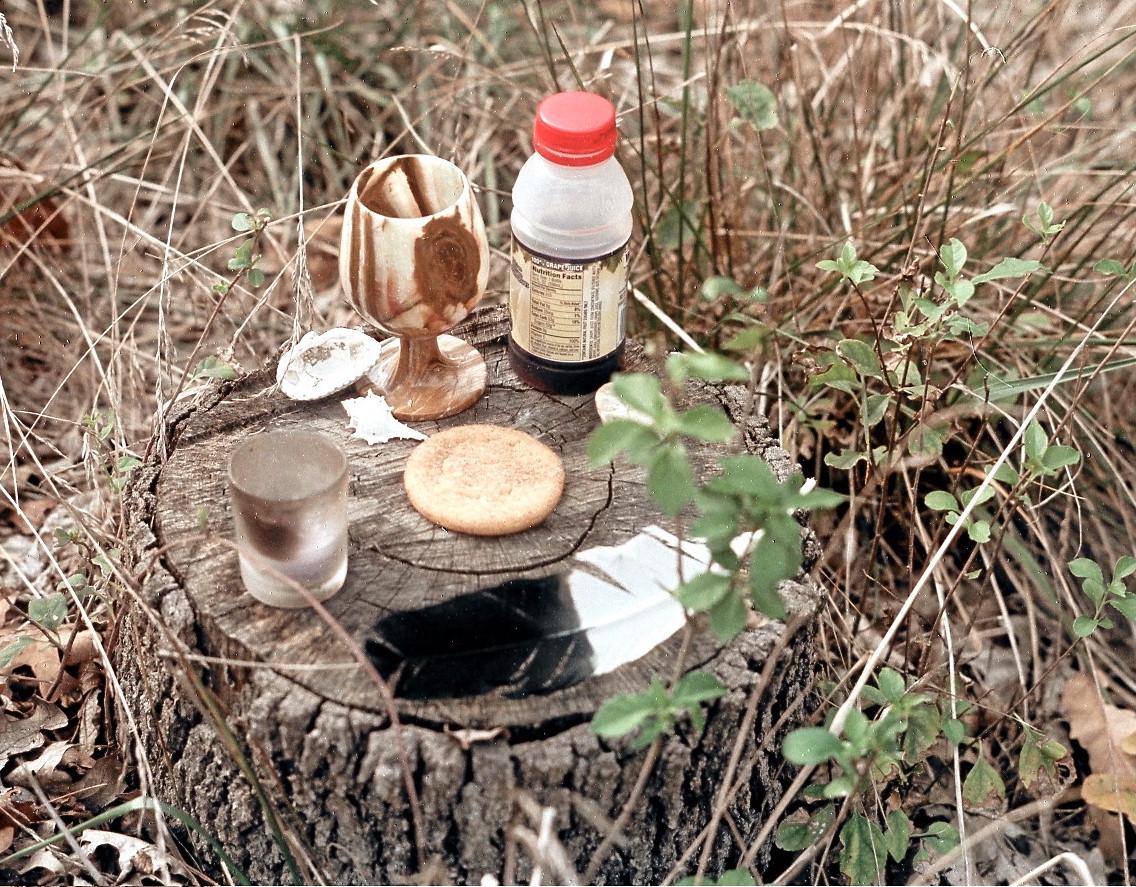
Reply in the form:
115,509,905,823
339,154,489,420
228,430,349,608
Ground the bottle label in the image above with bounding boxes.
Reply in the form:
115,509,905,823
508,236,629,363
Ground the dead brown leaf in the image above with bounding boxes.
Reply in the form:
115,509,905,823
1062,673,1136,783
2,635,62,693
1083,772,1136,818
63,629,99,667
70,754,124,811
0,702,67,766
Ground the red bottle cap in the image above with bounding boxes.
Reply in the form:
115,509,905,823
532,92,618,167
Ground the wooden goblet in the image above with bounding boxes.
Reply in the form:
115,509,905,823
340,154,489,420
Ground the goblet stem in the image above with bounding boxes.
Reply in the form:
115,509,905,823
366,333,487,421
392,335,446,387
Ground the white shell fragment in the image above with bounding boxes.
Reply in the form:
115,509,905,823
341,391,427,445
276,328,383,401
594,381,653,426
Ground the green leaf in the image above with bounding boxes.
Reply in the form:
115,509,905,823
748,531,795,620
674,404,737,443
838,339,883,379
963,751,1006,809
246,267,266,288
992,462,1020,485
1116,556,1136,580
675,572,732,611
0,636,32,669
708,454,778,498
939,238,968,278
667,352,749,385
783,727,843,765
592,692,654,738
1023,420,1048,461
959,485,996,508
787,486,846,512
947,278,976,307
612,373,667,421
1040,445,1080,472
707,592,747,642
825,449,866,470
1095,259,1128,277
28,593,68,631
673,670,726,705
902,703,943,763
1068,558,1105,586
647,445,695,515
193,355,238,381
690,494,740,545
972,257,1043,285
810,361,858,394
907,425,944,459
883,810,912,863
1020,729,1066,789
943,717,966,746
722,326,767,353
1108,597,1136,621
1082,578,1106,605
775,817,813,852
726,80,778,130
967,520,992,544
925,491,960,512
230,212,253,232
822,775,856,799
1072,615,1099,637
864,393,890,428
228,240,254,270
699,276,744,301
839,813,887,886
587,419,657,466
921,821,959,856
877,668,906,704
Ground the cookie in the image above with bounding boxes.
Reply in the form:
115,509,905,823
403,425,565,536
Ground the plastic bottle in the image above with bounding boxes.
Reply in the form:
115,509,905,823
508,92,634,395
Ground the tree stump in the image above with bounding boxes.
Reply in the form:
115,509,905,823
116,306,822,885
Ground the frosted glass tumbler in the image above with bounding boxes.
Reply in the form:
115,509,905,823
228,430,349,608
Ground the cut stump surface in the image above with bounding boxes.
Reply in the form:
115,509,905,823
117,306,822,885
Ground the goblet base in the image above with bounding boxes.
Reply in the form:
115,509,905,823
362,334,487,421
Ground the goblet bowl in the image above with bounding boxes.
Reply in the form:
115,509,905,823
340,154,489,420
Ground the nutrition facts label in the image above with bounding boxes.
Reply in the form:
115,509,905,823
509,237,628,363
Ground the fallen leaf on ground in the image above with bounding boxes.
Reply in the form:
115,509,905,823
79,828,179,880
17,847,68,878
1062,673,1136,782
7,739,72,788
1,634,62,692
0,703,67,766
1083,772,1136,819
63,629,99,667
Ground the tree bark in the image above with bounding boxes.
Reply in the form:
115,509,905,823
115,306,822,885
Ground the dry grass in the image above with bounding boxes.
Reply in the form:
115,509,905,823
1,0,1136,883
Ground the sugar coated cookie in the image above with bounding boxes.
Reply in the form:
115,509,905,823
403,425,565,536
